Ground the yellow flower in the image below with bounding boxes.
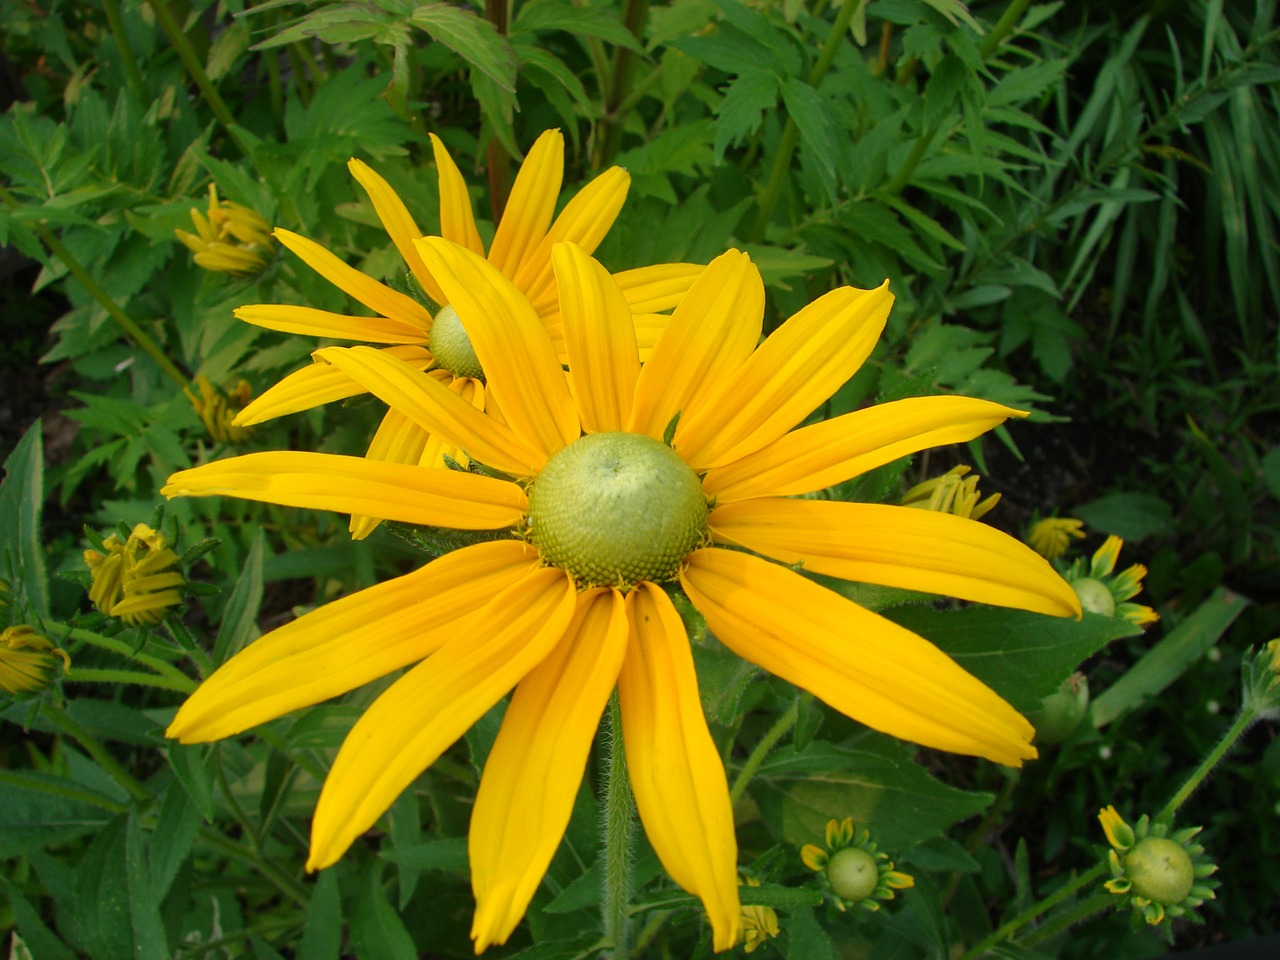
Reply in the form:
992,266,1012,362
175,183,273,276
0,626,70,695
191,375,254,444
84,524,185,626
739,878,780,952
230,128,701,539
1064,534,1158,626
1097,807,1218,926
1027,516,1085,560
801,818,913,912
901,465,999,520
161,243,1081,952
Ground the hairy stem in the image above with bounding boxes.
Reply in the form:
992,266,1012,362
602,695,635,959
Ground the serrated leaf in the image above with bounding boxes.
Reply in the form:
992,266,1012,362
514,0,643,52
713,69,779,163
411,2,517,93
884,606,1142,713
780,76,838,203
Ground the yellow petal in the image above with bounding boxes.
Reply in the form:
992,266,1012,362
166,541,540,743
710,499,1082,618
274,228,431,327
470,588,628,951
519,166,631,315
349,408,432,540
617,583,740,951
232,346,433,426
551,242,639,433
415,237,579,461
307,566,576,870
234,303,428,344
702,396,1024,503
315,345,543,477
162,451,525,529
486,129,563,281
676,282,893,469
681,549,1037,766
347,157,441,304
628,249,763,441
428,133,486,258
613,262,705,313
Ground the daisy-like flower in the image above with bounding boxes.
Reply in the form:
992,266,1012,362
84,523,185,626
1064,534,1158,626
801,818,914,912
1098,806,1218,926
162,242,1081,951
230,128,700,539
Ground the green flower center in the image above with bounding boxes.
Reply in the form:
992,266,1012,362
826,848,879,903
1073,577,1116,617
1125,837,1194,905
527,432,708,589
429,304,484,380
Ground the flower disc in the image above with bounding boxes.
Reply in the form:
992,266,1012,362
528,432,708,588
429,304,484,379
1126,837,1195,905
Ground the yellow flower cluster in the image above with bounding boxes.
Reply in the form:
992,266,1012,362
191,375,254,445
175,184,273,276
84,524,184,626
901,465,999,520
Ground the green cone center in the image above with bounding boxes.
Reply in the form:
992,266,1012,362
826,848,880,903
527,432,708,589
429,304,484,380
1125,837,1195,905
1073,577,1116,617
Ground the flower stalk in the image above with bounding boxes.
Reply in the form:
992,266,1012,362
602,695,635,959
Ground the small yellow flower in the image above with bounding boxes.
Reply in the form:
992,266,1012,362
191,375,254,444
801,818,914,912
84,524,185,626
901,465,999,520
175,183,273,276
739,877,780,953
1097,806,1218,926
0,625,70,695
1027,517,1086,561
1065,535,1158,625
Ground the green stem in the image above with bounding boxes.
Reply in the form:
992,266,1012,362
957,863,1107,960
102,0,146,101
145,0,253,159
728,696,799,806
748,0,863,240
0,184,193,394
882,123,939,197
196,826,310,907
979,0,1034,59
1020,892,1115,949
65,627,193,686
592,0,650,169
45,703,151,803
602,695,634,959
64,667,196,694
1157,706,1255,823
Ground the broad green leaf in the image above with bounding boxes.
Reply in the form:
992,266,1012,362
885,607,1143,713
1091,587,1249,727
149,783,203,902
213,528,265,664
73,815,134,960
514,0,644,52
0,420,48,618
0,768,117,856
0,877,77,960
126,814,169,960
298,868,343,960
784,906,839,959
167,742,216,821
754,737,992,851
780,77,838,203
379,836,469,874
1076,492,1176,541
350,861,418,960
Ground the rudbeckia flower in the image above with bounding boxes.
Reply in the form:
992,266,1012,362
232,128,701,537
162,242,1081,952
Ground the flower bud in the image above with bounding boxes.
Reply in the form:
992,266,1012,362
0,625,70,695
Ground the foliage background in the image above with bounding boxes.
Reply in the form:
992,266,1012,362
1,0,1278,957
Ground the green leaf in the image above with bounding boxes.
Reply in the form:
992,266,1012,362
380,836,469,874
754,738,992,851
885,607,1142,714
1090,587,1249,728
126,814,170,960
1076,492,1176,541
780,77,838,203
73,815,134,960
350,861,418,960
0,877,78,960
411,2,517,93
0,420,48,618
513,0,643,52
713,69,780,163
167,742,216,821
149,782,203,902
783,906,839,960
0,768,116,856
298,868,344,960
213,528,265,664
1262,446,1280,500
